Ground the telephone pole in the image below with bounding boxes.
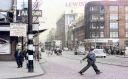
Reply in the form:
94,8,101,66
28,0,34,72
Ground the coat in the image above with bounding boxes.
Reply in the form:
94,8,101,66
14,50,24,61
82,50,96,62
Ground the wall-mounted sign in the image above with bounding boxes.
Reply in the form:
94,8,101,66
20,10,42,17
0,36,10,54
10,23,27,37
32,10,42,17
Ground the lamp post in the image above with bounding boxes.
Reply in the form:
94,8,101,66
27,0,34,72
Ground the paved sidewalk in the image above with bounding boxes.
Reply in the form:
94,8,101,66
0,60,44,79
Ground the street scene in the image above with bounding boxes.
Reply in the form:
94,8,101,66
0,0,128,79
39,51,128,79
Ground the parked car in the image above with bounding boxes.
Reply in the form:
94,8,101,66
63,47,68,51
76,46,86,55
93,49,106,58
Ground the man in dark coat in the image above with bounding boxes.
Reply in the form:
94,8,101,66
78,47,102,75
14,49,24,68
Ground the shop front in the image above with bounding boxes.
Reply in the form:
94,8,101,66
84,38,119,49
0,25,18,61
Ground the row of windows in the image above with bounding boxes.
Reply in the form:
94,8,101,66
91,32,104,38
90,6,128,21
90,6,128,13
90,32,118,38
89,6,128,38
90,22,128,38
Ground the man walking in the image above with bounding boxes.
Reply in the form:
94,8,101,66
14,49,24,68
78,46,102,75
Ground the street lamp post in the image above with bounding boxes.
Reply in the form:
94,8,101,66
27,0,34,72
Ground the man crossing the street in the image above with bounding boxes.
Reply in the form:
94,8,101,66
78,46,102,75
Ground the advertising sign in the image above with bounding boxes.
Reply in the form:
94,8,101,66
0,36,10,54
10,23,27,37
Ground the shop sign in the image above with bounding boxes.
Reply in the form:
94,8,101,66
10,23,27,37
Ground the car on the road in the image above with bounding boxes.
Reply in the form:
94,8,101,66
93,49,106,58
63,47,68,51
76,46,86,55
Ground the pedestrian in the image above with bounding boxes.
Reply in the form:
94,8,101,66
78,46,102,75
14,49,24,68
58,48,62,55
54,48,58,55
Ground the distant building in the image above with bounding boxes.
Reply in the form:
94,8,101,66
84,0,128,49
56,14,65,48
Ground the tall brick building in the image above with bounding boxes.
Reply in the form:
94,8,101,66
84,0,128,49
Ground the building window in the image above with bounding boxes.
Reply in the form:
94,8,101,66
100,16,104,20
91,15,98,20
125,6,128,22
126,23,128,29
65,14,75,25
90,6,98,12
91,32,96,38
100,22,104,29
91,32,99,38
125,14,128,21
126,32,128,38
90,7,94,11
110,32,118,37
110,23,118,29
109,6,118,13
110,14,118,20
100,6,104,14
91,23,96,29
100,32,104,37
125,6,128,13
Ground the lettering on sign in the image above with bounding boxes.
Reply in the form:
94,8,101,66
65,1,86,7
10,23,27,37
